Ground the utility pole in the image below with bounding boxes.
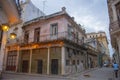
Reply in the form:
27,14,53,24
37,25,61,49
42,0,47,14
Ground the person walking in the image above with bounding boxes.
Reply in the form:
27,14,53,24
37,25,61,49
113,62,119,78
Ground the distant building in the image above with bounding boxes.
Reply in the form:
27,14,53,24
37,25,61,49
86,32,110,66
85,38,100,68
87,32,109,55
107,0,120,64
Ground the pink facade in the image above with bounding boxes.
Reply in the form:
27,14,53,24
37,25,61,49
22,14,86,44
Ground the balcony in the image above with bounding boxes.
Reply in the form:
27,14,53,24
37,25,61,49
22,31,84,46
109,20,120,35
6,37,23,46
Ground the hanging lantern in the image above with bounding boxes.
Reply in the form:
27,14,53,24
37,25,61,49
10,33,17,39
1,24,9,31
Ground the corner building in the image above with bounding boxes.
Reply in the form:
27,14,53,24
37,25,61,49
5,8,87,75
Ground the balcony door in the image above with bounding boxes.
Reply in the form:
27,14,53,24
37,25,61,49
24,31,29,43
50,23,58,40
68,24,74,41
34,28,40,42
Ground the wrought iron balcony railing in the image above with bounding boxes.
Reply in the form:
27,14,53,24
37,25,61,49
6,32,84,46
22,31,84,45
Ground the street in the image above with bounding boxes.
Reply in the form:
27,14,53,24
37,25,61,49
70,67,115,80
2,67,117,80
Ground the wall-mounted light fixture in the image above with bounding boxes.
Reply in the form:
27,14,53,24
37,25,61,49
1,24,9,31
10,33,16,39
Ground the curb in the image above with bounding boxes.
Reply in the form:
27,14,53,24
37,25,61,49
3,72,70,79
3,68,99,79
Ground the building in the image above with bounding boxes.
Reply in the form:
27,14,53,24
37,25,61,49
85,38,102,67
87,32,109,55
0,0,45,73
0,0,21,72
86,32,110,65
4,7,90,75
107,0,120,64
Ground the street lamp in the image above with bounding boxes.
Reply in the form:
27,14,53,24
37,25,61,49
10,33,17,39
1,24,9,31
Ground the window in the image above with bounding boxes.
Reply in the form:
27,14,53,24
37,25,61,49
6,51,17,71
77,60,79,65
68,24,73,38
66,60,70,66
24,31,29,43
82,37,84,43
34,28,40,42
68,24,71,34
76,32,78,42
67,48,72,58
51,23,58,35
72,60,75,65
73,50,77,55
0,30,3,49
77,51,79,55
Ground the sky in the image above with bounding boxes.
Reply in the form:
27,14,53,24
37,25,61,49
31,0,113,57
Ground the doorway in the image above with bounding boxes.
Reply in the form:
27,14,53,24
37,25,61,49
51,59,58,74
22,60,29,73
37,60,43,74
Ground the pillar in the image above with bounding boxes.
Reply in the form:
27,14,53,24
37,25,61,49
29,49,32,73
47,47,50,75
3,48,8,71
61,46,65,75
16,46,20,72
1,32,7,72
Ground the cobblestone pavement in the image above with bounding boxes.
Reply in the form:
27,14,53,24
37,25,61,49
1,67,115,80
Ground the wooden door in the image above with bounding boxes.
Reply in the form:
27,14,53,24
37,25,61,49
22,60,29,73
51,59,58,74
37,60,43,74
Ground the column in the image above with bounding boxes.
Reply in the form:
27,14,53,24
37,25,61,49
29,49,32,73
47,47,50,75
61,46,65,75
3,48,8,71
15,47,20,72
1,32,7,71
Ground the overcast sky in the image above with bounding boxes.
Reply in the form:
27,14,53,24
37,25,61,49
31,0,113,57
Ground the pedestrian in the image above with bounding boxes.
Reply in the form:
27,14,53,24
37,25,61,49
113,62,119,78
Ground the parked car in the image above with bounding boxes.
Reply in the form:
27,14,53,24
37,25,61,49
103,63,109,67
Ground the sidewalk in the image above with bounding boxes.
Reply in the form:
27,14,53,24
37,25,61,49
3,68,98,79
2,67,114,80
